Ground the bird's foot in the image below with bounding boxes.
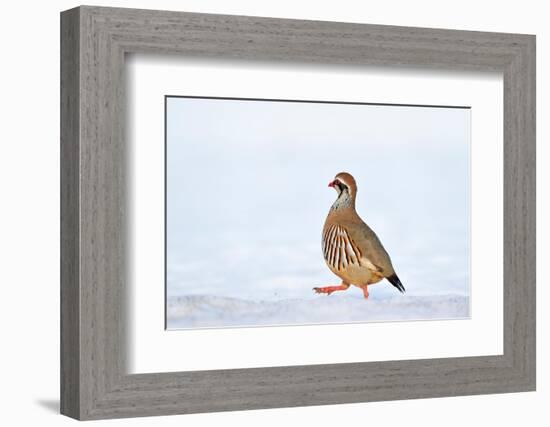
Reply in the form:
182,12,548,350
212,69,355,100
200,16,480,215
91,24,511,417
313,284,349,295
360,285,369,299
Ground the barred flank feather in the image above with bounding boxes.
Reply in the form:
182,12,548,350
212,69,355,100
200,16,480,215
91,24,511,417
322,225,362,271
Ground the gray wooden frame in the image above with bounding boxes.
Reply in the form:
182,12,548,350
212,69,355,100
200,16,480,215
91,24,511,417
60,5,536,421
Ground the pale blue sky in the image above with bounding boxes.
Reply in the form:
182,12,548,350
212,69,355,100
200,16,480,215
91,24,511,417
166,97,470,301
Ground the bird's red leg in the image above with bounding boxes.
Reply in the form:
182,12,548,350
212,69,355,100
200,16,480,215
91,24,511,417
313,282,350,295
360,285,369,299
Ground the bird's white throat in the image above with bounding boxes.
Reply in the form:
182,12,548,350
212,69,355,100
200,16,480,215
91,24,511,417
331,190,354,211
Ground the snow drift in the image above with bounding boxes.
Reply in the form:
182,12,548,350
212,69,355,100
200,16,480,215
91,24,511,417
167,294,469,329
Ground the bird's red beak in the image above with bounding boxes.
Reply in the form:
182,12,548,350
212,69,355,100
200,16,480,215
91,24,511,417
328,180,336,188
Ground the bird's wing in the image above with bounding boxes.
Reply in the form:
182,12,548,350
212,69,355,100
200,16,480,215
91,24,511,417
345,219,395,276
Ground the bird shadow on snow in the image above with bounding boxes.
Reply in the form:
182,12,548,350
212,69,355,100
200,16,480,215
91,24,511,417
167,293,470,330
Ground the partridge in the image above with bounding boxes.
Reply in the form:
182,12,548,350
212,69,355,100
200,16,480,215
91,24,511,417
314,172,405,299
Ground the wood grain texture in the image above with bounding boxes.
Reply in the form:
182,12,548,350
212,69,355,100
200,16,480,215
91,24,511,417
60,5,536,420
60,7,80,419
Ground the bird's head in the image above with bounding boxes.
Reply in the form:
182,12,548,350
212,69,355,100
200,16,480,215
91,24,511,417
328,172,357,198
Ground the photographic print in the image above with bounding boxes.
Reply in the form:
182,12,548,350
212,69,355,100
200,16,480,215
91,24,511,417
165,96,470,329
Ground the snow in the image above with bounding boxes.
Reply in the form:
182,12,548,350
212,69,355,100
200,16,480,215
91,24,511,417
167,294,469,329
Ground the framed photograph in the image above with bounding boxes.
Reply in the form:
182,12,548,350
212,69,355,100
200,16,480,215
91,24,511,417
61,5,536,420
164,96,471,330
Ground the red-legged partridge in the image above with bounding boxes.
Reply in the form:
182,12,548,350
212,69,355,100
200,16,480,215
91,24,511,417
314,172,405,299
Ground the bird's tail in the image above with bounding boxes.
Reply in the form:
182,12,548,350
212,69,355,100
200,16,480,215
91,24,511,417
387,274,405,293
